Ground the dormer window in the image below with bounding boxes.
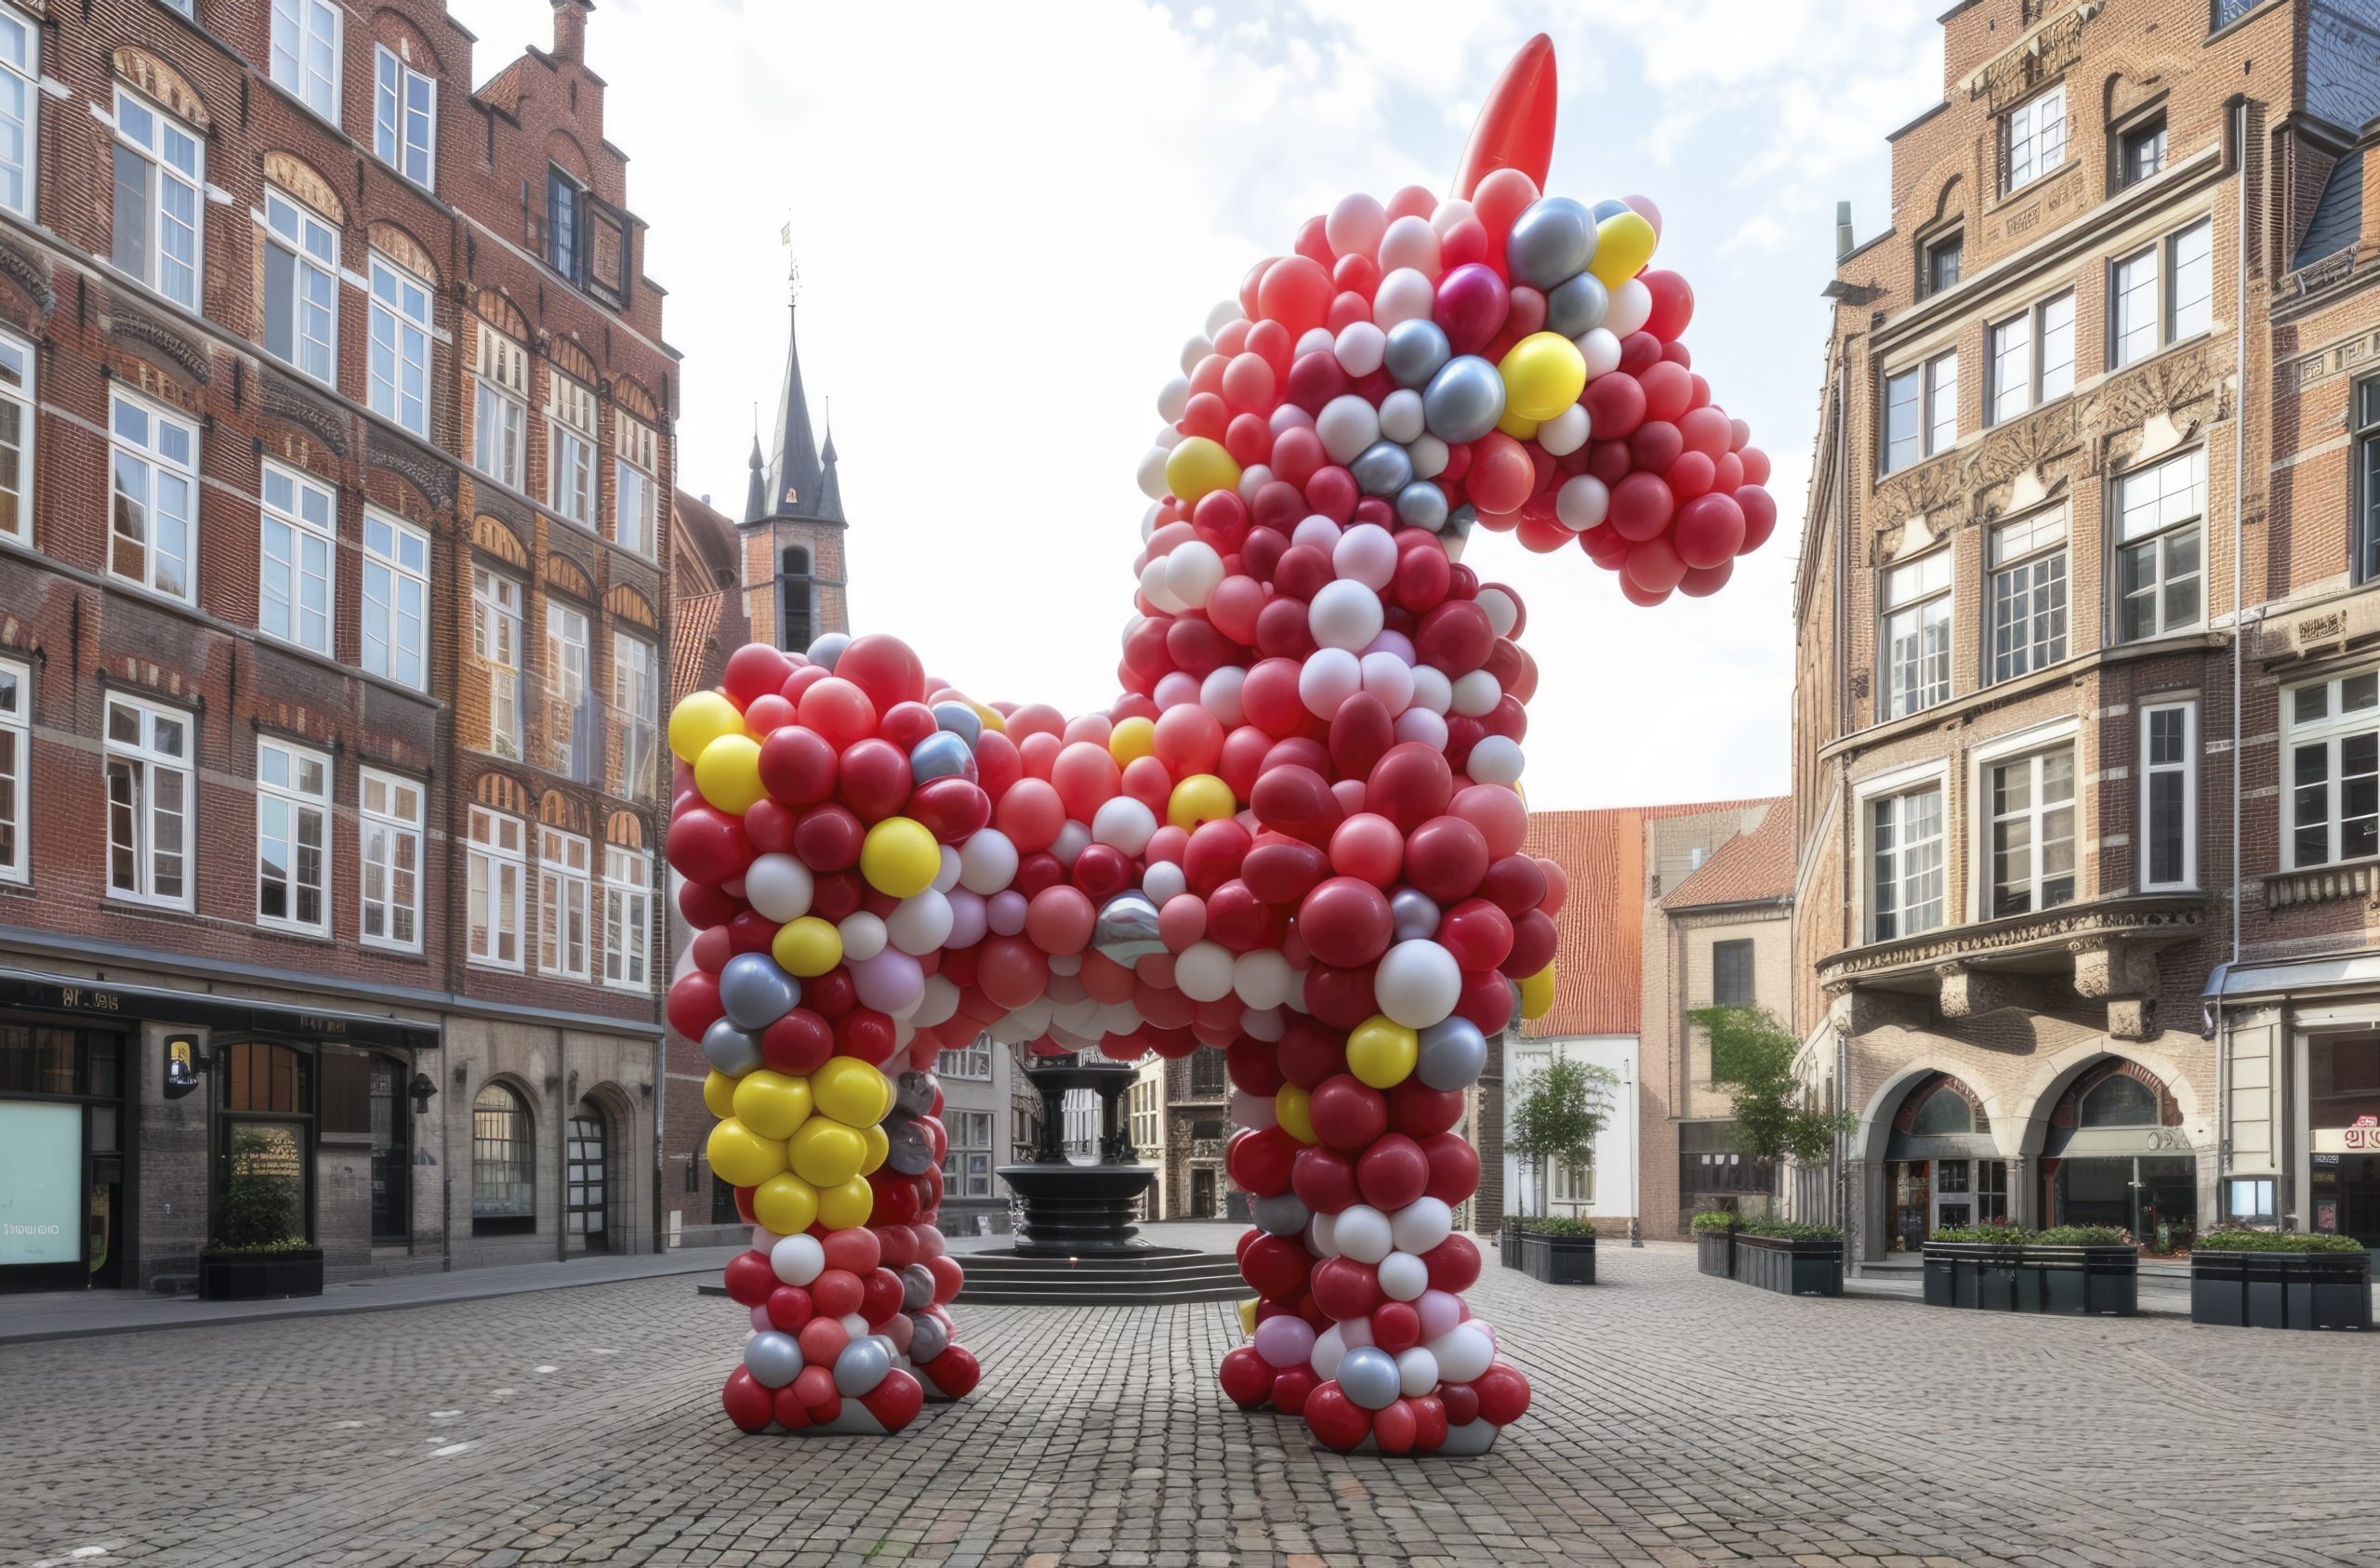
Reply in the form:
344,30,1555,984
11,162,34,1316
1924,231,1963,297
544,165,631,305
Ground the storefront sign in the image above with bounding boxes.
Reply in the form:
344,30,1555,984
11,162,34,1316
0,970,436,1052
0,1102,82,1266
2312,1126,2380,1153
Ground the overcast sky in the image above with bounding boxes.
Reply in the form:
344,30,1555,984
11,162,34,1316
444,0,1944,810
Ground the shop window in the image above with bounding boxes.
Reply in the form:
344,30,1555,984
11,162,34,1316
2282,669,2380,868
2225,1176,2276,1226
470,1082,535,1233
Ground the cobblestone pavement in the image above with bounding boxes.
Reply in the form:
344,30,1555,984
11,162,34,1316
4,1241,2375,1568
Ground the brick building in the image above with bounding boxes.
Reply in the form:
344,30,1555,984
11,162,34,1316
1794,0,2380,1262
0,0,679,1292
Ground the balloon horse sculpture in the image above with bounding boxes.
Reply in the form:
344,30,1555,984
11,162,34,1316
673,35,1774,1451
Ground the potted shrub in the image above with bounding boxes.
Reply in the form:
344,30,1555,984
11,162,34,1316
2188,1228,2371,1331
1503,1055,1613,1285
200,1128,322,1301
1730,1221,1844,1297
1513,1215,1597,1285
1922,1223,2136,1316
1691,1210,1736,1278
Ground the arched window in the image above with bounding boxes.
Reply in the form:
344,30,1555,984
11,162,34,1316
779,546,813,654
1911,1084,1975,1136
471,1082,536,1233
2080,1074,2159,1127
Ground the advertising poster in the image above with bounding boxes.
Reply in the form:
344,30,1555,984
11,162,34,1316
0,1101,82,1266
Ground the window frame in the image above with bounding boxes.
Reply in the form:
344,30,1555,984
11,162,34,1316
2282,669,2380,871
471,326,529,493
943,1109,995,1199
547,375,598,529
260,188,339,386
546,599,591,782
0,5,39,220
2111,217,2215,369
0,653,25,883
612,629,658,802
362,510,429,691
1880,349,1957,474
2118,111,2167,190
2357,376,2380,585
367,252,432,439
467,806,526,970
110,86,205,310
1880,547,1953,719
470,1081,535,1229
471,567,525,759
1858,767,1949,943
269,0,342,125
107,389,201,603
615,410,657,557
1922,230,1963,298
258,458,337,656
1977,731,2081,920
1986,288,2077,426
0,325,33,546
2004,80,2068,193
358,767,424,954
600,844,649,992
255,735,332,937
1711,939,1754,1008
103,691,193,910
2111,446,2207,643
2139,699,2198,892
937,1039,994,1081
536,824,591,982
372,45,436,190
1988,505,2070,684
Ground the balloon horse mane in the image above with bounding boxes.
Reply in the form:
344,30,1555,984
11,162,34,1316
671,35,1774,1451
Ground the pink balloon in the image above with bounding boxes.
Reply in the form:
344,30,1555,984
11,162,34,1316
1025,885,1096,955
1159,892,1210,952
1328,813,1405,889
1451,784,1527,860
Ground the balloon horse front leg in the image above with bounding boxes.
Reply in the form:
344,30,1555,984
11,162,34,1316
670,33,1775,1452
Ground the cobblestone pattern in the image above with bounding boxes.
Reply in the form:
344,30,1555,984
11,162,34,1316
5,1244,2377,1567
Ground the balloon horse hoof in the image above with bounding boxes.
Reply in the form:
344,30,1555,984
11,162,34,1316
672,32,1773,1450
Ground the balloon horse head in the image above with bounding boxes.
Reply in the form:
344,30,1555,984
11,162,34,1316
671,33,1774,1450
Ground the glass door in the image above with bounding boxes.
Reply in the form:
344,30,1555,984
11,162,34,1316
1933,1159,1974,1230
566,1102,608,1252
367,1058,409,1244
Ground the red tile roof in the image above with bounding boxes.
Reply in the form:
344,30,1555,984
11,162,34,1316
1660,798,1794,910
672,590,722,701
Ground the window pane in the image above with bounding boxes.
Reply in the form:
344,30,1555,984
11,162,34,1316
2170,220,2214,341
2114,247,2159,366
1883,370,1919,473
2039,292,2075,402
1927,353,1957,454
1990,312,2030,423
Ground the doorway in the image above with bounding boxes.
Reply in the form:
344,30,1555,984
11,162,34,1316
567,1100,610,1252
1190,1166,1215,1218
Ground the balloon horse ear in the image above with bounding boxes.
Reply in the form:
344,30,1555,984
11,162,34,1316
1452,33,1557,200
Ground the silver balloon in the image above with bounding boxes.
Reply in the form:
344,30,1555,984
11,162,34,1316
806,632,851,670
702,1018,765,1076
908,1310,949,1363
1383,318,1451,389
1422,356,1506,444
1445,502,1478,540
910,731,973,784
719,952,800,1030
1507,196,1598,291
1092,890,1167,962
1545,271,1610,338
1590,197,1632,222
1337,1345,1402,1411
743,1329,803,1389
1350,440,1414,498
932,701,982,746
1390,888,1443,942
1252,1192,1310,1236
1395,481,1449,533
1417,1016,1488,1090
882,1114,936,1176
833,1336,891,1395
894,1069,939,1116
900,1262,937,1310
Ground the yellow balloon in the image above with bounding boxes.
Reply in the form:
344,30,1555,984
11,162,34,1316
1347,1014,1420,1089
701,1070,738,1121
817,1175,876,1229
668,689,743,764
789,1116,867,1187
969,699,1007,734
751,1172,819,1235
1519,962,1556,1021
1500,332,1589,424
861,1122,890,1176
694,732,767,815
813,1055,891,1127
860,816,941,899
1237,1297,1260,1336
1495,407,1541,441
773,916,844,978
1109,715,1157,766
732,1069,814,1141
706,1116,787,1189
1168,773,1236,831
1589,211,1659,290
1275,1083,1317,1146
1164,435,1241,503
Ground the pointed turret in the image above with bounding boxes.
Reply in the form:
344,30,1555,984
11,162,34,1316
757,302,842,525
815,419,843,528
742,432,768,525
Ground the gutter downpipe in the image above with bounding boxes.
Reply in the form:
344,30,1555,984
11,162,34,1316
2219,96,2252,1208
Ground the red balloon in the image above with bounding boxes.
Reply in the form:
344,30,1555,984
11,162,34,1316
1227,1126,1301,1198
1582,372,1646,439
921,1344,982,1399
1303,1381,1371,1452
1371,1397,1420,1455
1308,1073,1390,1152
860,1367,925,1432
1328,812,1404,889
908,777,992,844
1355,1134,1430,1211
1434,262,1511,355
1439,1379,1481,1429
666,970,724,1040
1415,600,1493,676
792,803,866,872
1473,1363,1532,1427
1674,492,1747,570
1436,897,1515,971
1392,1079,1467,1139
1220,1344,1276,1407
1422,1232,1482,1294
1405,815,1490,902
809,1266,864,1319
1241,1231,1315,1298
836,738,914,824
1252,764,1344,846
1640,269,1695,342
1466,431,1534,516
1310,1255,1382,1320
1291,1144,1361,1214
1410,1392,1449,1452
1258,256,1334,337
722,1249,776,1307
1244,838,1330,906
1606,471,1675,542
1738,484,1778,551
724,644,796,708
667,805,751,885
1365,743,1455,832
1269,1365,1318,1416
1298,876,1395,968
721,1367,773,1432
761,1008,835,1075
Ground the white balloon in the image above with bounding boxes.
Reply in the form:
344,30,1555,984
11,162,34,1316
1334,1204,1394,1264
1234,948,1296,1009
1360,651,1415,716
1451,669,1502,717
1379,214,1441,278
1143,860,1188,904
1378,1249,1430,1302
1152,424,1183,450
1475,586,1519,639
1537,402,1591,456
1237,463,1274,504
1239,1004,1287,1041
1408,433,1449,480
1310,579,1385,652
933,844,962,894
959,828,1018,894
1204,299,1244,336
1334,321,1387,377
1174,940,1236,1002
887,889,954,955
1429,197,1475,236
1557,473,1610,531
1180,333,1213,376
1328,191,1388,261
771,1232,826,1286
744,853,814,922
750,1226,785,1254
1578,326,1623,379
1270,402,1316,433
1606,277,1654,337
1378,388,1425,444
1165,540,1225,609
838,911,888,963
1310,1323,1346,1379
1316,394,1382,466
1468,735,1525,786
1093,796,1157,856
1153,671,1198,710
1410,664,1454,715
1299,648,1363,718
1139,557,1188,614
1051,820,1091,867
1395,1345,1440,1397
1157,376,1191,424
1230,1088,1277,1130
1291,512,1344,554
1375,939,1461,1029
1308,1211,1340,1260
1136,446,1171,502
1296,327,1336,360
1340,1314,1374,1349
1390,1196,1454,1255
1332,523,1397,589
1394,707,1449,749
913,973,960,1028
1432,1323,1495,1383
1200,665,1248,728
1373,267,1435,328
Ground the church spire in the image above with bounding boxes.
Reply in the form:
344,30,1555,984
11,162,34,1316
742,417,768,526
815,405,843,525
758,299,841,525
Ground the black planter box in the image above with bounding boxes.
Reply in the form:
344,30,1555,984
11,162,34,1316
1696,1230,1733,1278
1731,1232,1843,1297
199,1249,324,1301
1514,1230,1595,1285
2189,1249,2372,1331
1921,1243,2137,1316
1500,1221,1519,1271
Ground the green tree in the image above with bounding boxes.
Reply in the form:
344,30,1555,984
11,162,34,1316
1509,1056,1618,1217
213,1128,302,1251
1690,1004,1857,1166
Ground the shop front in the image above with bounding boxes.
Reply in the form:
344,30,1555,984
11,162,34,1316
2308,1033,2380,1246
0,1017,128,1290
2036,1059,2198,1249
1881,1073,2004,1252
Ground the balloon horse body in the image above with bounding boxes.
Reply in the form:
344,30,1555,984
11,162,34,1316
672,34,1774,1451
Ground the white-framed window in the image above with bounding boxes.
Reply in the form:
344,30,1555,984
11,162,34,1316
1987,289,2075,424
1881,549,1952,718
546,600,590,781
1868,784,1946,941
0,656,24,883
615,412,656,557
359,768,423,952
537,824,590,981
548,375,597,527
1881,350,1956,473
612,630,657,800
2112,218,2214,369
373,46,435,189
938,1040,993,1080
2284,669,2380,869
2005,81,2066,191
1987,746,2077,917
2140,700,2197,890
472,326,528,491
104,692,192,908
601,844,649,991
0,327,33,543
467,807,526,969
472,568,523,759
110,87,203,310
1989,507,2068,682
369,253,431,438
261,189,337,385
944,1110,994,1199
363,511,428,690
270,0,341,123
2114,448,2206,641
255,737,330,935
258,460,335,654
108,391,199,602
0,7,39,218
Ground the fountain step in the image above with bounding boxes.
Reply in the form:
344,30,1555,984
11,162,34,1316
953,1248,1247,1304
958,1279,1248,1305
959,1249,1240,1274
